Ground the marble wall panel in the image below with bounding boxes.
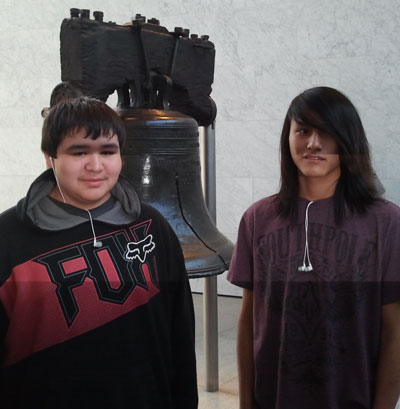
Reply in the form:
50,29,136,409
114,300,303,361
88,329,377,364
216,176,253,236
216,119,281,179
385,129,400,204
0,175,39,212
384,180,400,206
0,0,399,296
0,128,44,176
253,177,280,203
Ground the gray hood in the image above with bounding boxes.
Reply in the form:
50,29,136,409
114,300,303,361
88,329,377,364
17,168,141,231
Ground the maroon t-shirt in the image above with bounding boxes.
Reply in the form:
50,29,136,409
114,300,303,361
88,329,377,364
228,195,400,409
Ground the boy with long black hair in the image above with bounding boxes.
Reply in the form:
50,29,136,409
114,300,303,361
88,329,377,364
228,87,400,409
0,96,198,409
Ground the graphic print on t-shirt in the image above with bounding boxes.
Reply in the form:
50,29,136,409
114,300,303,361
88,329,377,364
255,221,377,388
0,219,160,366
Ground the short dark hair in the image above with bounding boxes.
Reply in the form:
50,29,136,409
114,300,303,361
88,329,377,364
41,96,126,157
276,86,378,224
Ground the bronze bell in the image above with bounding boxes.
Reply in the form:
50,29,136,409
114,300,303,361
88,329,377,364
118,107,234,278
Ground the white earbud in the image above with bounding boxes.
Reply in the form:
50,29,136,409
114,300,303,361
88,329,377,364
298,264,313,272
93,240,103,248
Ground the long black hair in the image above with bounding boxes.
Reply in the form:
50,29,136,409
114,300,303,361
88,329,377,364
276,86,378,224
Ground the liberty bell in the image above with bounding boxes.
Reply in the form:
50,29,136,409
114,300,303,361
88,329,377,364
118,107,233,277
59,9,234,277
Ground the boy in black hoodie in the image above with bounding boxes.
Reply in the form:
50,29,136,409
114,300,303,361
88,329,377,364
0,96,198,409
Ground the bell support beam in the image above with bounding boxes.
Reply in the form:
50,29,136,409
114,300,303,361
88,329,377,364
200,123,219,392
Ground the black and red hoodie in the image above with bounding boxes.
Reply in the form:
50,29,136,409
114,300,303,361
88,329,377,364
0,169,198,409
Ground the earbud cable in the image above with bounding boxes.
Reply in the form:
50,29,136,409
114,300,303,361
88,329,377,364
51,159,102,248
298,200,314,272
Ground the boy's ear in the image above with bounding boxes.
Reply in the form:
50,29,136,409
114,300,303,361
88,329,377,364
44,153,53,169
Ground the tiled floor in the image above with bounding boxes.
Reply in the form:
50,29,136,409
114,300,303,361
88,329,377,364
193,293,241,409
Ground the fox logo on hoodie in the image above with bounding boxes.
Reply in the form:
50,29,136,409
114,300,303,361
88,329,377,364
125,235,155,263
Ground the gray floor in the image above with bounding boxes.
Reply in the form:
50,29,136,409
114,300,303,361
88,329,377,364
193,293,241,409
